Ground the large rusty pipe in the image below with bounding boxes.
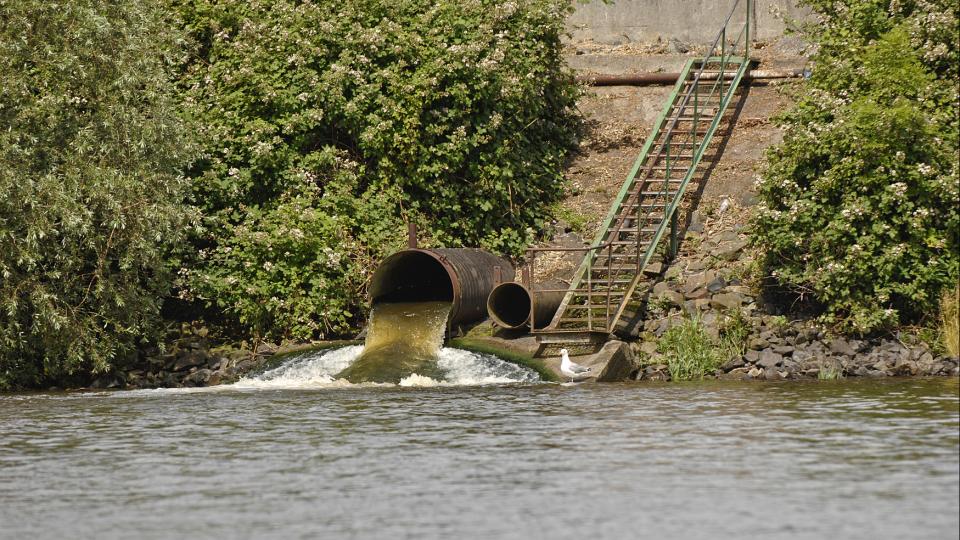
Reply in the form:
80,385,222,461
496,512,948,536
577,68,806,86
487,281,565,330
368,248,514,327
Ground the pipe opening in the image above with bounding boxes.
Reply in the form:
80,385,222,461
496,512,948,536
369,251,453,304
487,282,531,329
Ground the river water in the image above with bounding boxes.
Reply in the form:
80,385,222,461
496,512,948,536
0,349,957,539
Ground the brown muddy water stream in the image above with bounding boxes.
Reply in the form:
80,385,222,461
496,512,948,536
337,301,452,383
0,350,957,539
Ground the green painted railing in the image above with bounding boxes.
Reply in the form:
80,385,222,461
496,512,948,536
527,0,754,335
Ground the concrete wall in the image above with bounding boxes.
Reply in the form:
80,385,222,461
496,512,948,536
567,0,810,45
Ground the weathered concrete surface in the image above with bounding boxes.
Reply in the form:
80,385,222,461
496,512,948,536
567,0,811,46
564,53,691,76
542,350,600,381
596,340,642,381
534,340,641,382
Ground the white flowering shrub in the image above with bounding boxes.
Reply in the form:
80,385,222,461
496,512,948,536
753,0,959,333
0,0,194,388
186,149,402,339
171,0,580,340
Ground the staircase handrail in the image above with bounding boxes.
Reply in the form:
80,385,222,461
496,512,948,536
527,0,753,334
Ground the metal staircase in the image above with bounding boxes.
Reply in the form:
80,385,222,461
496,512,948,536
526,0,754,349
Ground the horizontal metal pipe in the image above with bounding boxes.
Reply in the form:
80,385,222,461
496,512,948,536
369,248,514,327
576,68,806,86
487,281,565,330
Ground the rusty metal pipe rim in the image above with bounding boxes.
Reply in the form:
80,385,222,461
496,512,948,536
368,248,514,328
487,281,566,330
487,282,532,329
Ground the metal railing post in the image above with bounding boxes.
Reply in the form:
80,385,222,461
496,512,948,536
669,210,679,258
746,0,751,59
720,28,726,97
606,244,613,330
524,256,535,330
693,74,699,150
665,141,671,192
586,253,593,332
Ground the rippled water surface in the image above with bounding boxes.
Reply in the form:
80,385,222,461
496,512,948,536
1,373,957,539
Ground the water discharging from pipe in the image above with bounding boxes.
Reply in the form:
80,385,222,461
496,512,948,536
231,246,528,388
231,302,540,388
336,301,451,384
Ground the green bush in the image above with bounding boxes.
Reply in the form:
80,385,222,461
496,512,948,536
941,286,959,357
657,317,724,381
752,0,959,334
171,0,580,341
656,313,748,381
0,0,194,389
186,152,402,340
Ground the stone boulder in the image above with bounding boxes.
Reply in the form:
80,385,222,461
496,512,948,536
183,368,213,387
652,281,671,295
710,292,746,311
596,340,641,382
721,356,745,371
757,349,783,369
658,289,685,308
173,351,209,372
828,339,857,357
714,239,748,261
643,262,664,276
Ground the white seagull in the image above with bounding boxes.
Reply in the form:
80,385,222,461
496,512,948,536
559,348,591,382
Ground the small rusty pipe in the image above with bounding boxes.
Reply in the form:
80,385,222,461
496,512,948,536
487,281,565,330
576,68,806,86
369,248,514,327
578,72,679,86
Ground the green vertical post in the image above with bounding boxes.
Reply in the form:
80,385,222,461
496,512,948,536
669,210,679,258
693,73,699,150
606,244,613,330
665,141,671,209
586,251,592,332
720,28,726,97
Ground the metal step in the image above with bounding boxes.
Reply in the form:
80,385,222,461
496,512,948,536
613,227,661,234
570,290,628,298
592,254,644,261
592,264,647,271
536,332,606,343
582,279,634,286
648,166,693,172
533,19,752,335
619,203,668,209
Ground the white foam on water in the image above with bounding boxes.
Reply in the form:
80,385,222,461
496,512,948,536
230,345,366,389
398,374,441,387
112,345,541,396
437,348,540,385
230,345,541,389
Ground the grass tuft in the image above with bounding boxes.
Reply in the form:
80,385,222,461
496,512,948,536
551,203,590,235
656,310,752,382
657,317,724,381
718,309,751,357
817,361,844,380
